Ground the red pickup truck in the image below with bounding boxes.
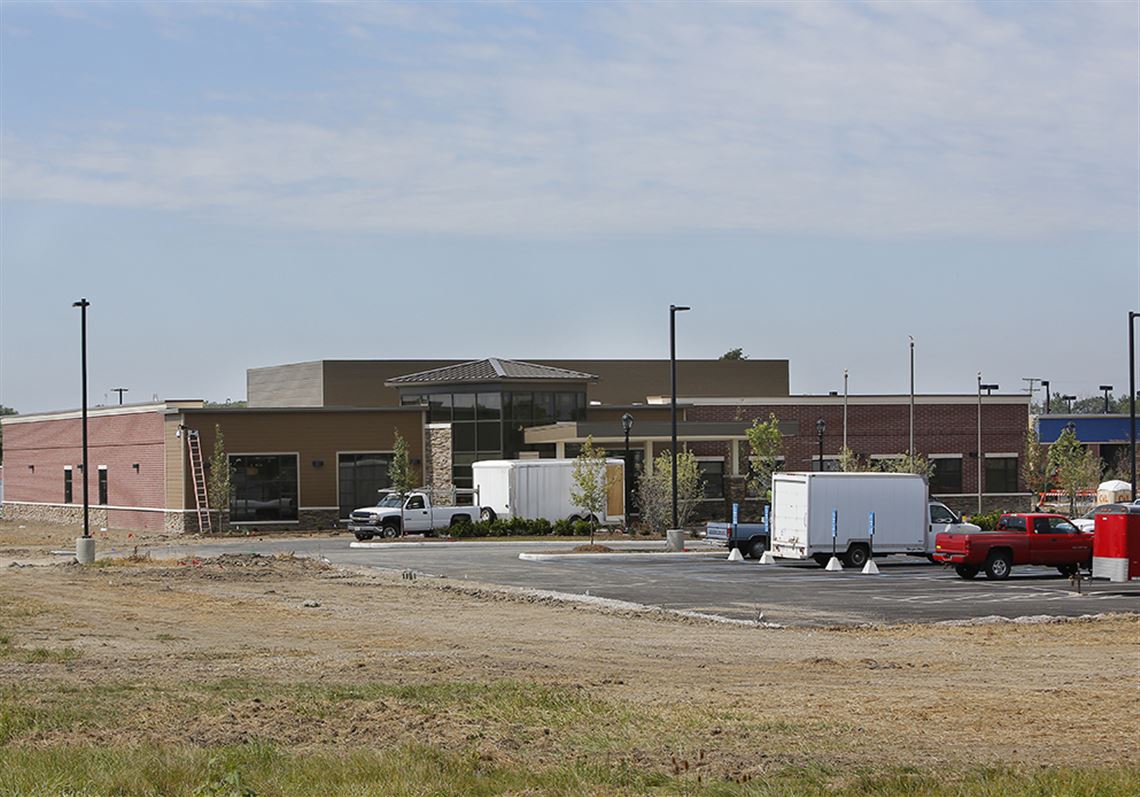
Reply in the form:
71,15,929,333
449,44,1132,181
932,513,1093,580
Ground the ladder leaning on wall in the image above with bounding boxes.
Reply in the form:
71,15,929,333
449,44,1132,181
185,428,212,534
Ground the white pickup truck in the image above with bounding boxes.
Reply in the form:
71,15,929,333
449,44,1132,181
347,491,479,540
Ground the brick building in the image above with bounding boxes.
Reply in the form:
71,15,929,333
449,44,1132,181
1,356,1033,531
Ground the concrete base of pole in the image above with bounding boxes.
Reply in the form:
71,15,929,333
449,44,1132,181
76,536,95,565
727,547,744,562
825,555,844,571
861,559,881,575
666,530,686,552
758,550,776,565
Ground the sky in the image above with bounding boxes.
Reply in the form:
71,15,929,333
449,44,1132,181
1,0,1138,413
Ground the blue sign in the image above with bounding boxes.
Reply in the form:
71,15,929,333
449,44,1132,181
831,509,838,538
868,512,875,538
732,503,739,525
763,504,770,528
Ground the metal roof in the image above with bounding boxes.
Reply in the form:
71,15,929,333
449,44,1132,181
386,358,598,387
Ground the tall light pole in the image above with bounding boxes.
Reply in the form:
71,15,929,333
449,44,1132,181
842,369,848,452
1129,311,1137,501
1099,385,1114,414
621,412,634,528
1042,380,1050,415
73,299,91,543
908,336,915,461
669,304,690,529
977,375,1000,514
816,418,826,472
1060,394,1076,412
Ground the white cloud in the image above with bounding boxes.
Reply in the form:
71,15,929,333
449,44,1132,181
2,1,1136,237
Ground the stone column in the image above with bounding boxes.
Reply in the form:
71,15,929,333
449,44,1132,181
425,423,454,505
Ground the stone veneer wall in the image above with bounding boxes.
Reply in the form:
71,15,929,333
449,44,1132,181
425,424,454,505
2,502,110,528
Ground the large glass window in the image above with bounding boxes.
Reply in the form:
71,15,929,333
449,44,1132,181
985,456,1018,493
476,393,501,420
452,393,476,422
698,460,725,499
98,467,108,505
429,394,452,423
810,458,841,472
338,453,393,518
230,455,299,522
929,458,963,494
64,467,73,504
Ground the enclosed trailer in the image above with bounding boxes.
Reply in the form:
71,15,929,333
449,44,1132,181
472,458,626,524
769,472,962,567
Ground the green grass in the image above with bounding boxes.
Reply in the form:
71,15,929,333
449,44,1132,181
0,745,1135,797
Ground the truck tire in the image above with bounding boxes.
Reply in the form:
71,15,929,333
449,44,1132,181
954,565,979,580
843,544,870,569
354,532,374,542
381,523,400,539
748,540,767,560
480,507,496,522
812,553,831,568
984,550,1012,580
450,515,471,529
1056,563,1078,577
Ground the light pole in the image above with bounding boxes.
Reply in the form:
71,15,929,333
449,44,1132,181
816,418,826,472
670,304,690,530
621,412,633,529
1060,394,1076,413
1099,385,1114,414
1042,380,1050,414
73,299,92,553
977,375,999,513
1129,311,1137,501
908,336,915,461
842,369,848,452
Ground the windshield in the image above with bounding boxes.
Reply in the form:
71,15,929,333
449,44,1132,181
375,493,403,508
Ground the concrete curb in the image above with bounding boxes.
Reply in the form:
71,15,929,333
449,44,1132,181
348,539,704,551
518,549,727,562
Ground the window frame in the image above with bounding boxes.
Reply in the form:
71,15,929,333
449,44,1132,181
336,450,394,519
228,452,301,524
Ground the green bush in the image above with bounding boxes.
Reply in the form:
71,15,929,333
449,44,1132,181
445,517,582,538
966,509,1004,530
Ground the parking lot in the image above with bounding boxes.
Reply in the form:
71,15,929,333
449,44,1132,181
143,537,1140,626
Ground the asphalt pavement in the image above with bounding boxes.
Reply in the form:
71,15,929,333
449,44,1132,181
132,535,1140,627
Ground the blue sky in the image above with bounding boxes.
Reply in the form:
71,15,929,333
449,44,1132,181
2,1,1137,412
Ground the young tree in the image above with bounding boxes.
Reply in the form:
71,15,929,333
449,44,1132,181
389,430,417,494
719,348,748,360
570,437,619,544
837,445,868,473
1047,427,1102,515
744,413,783,499
1021,426,1050,501
635,450,704,534
207,424,231,531
876,452,935,481
0,405,17,463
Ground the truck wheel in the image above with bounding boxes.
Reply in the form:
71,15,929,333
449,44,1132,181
954,565,979,580
480,507,496,522
354,532,374,542
984,551,1012,580
450,514,471,528
812,554,831,568
748,540,767,560
843,544,870,568
1056,563,1078,577
381,524,400,539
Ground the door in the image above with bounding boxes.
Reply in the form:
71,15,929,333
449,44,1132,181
403,493,432,533
1031,516,1070,565
928,502,959,551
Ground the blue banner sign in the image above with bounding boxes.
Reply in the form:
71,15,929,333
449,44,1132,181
732,503,739,525
868,511,875,538
831,509,838,538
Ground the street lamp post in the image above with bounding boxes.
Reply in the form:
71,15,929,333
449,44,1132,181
669,304,690,530
908,336,915,461
112,387,128,405
621,412,634,530
977,375,999,514
1060,394,1076,413
1099,385,1114,414
72,299,94,564
1129,311,1137,501
1042,380,1050,414
842,369,848,451
816,418,826,472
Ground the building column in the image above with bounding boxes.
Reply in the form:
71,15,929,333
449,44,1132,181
731,439,740,475
555,441,565,458
643,441,654,473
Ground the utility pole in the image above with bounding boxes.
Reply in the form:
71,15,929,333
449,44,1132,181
908,336,915,461
842,369,848,452
112,387,128,405
1021,377,1040,411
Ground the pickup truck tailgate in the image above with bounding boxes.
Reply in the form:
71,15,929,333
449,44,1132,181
933,532,971,559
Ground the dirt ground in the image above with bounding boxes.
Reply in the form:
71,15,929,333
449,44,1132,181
2,521,1138,781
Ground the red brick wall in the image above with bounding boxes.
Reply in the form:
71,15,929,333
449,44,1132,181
2,410,166,513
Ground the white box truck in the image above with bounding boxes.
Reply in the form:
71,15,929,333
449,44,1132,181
472,458,626,524
769,472,978,567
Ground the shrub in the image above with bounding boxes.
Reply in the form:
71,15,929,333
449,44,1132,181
967,509,1003,531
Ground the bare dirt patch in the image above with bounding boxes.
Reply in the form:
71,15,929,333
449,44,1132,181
1,552,1137,781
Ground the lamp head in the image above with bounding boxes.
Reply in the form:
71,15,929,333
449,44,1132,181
816,418,826,435
621,412,634,434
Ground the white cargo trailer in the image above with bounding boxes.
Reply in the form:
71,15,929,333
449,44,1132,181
769,472,975,567
472,458,626,524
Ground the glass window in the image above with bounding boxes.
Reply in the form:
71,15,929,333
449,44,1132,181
98,467,108,505
698,460,725,499
929,503,957,524
451,465,473,490
400,393,424,407
477,421,501,452
476,393,501,420
229,455,299,522
985,457,1018,493
452,393,476,422
452,422,476,452
405,494,425,510
338,453,393,518
1048,517,1078,533
810,459,841,472
533,392,553,425
929,458,963,494
428,394,452,423
64,468,73,504
998,515,1026,532
555,392,577,421
508,392,533,422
